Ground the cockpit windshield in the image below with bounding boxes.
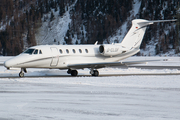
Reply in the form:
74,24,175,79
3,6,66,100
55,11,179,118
34,49,38,54
24,49,43,55
24,49,35,54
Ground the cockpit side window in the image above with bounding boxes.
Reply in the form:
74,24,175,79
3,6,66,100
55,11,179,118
33,49,38,54
39,50,42,54
24,49,35,54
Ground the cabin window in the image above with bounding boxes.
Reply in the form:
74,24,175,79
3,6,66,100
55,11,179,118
66,49,69,54
59,49,63,54
79,49,82,53
39,50,42,54
34,49,38,54
85,49,88,53
72,49,76,53
24,49,35,54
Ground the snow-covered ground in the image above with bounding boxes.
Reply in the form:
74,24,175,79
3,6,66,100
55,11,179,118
1,74,180,120
1,57,180,120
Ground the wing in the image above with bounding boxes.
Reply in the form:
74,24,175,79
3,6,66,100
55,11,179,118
67,59,162,69
125,65,180,70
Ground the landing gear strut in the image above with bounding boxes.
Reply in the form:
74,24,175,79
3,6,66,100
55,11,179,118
67,69,78,76
19,68,27,77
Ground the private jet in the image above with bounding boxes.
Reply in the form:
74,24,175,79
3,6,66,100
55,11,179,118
4,19,176,77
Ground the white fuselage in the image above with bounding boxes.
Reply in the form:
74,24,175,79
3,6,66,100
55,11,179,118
4,44,139,69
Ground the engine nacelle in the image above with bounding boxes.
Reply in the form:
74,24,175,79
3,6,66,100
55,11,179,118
99,44,125,56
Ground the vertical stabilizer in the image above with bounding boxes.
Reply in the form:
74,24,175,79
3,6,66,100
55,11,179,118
120,19,176,50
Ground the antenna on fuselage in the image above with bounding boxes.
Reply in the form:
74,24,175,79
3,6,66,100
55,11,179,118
94,41,98,45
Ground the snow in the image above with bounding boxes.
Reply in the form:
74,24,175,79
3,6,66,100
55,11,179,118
34,0,142,45
35,0,78,45
106,0,141,44
0,23,6,31
1,56,180,119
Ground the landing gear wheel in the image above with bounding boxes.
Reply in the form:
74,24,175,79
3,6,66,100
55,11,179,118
91,70,99,76
19,68,26,77
67,69,72,74
71,70,78,76
19,72,24,77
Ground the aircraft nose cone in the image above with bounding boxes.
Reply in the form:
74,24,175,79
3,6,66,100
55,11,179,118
4,61,10,69
4,59,14,69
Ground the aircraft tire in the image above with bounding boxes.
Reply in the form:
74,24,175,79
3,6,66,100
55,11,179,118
67,69,72,74
92,70,99,76
71,70,78,76
19,72,24,77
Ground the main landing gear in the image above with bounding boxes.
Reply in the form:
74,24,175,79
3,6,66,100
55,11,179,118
90,69,99,76
67,69,99,76
67,69,78,76
19,68,27,77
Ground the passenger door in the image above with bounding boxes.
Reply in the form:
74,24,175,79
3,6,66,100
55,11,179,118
50,47,59,67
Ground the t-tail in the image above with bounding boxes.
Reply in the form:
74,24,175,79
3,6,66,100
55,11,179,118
120,19,177,50
99,19,176,57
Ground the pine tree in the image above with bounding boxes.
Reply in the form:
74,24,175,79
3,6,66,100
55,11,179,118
59,1,65,16
50,11,54,21
174,2,180,52
177,3,180,44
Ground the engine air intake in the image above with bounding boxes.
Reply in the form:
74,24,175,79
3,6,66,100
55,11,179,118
99,45,104,53
98,44,123,56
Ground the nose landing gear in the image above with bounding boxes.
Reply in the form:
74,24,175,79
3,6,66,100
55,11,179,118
19,68,27,77
19,72,24,77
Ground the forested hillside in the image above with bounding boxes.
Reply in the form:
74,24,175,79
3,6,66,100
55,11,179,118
139,0,180,55
0,0,39,55
66,0,133,44
0,0,179,56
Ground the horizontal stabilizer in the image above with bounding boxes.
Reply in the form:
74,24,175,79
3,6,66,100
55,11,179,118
137,19,177,26
150,19,177,23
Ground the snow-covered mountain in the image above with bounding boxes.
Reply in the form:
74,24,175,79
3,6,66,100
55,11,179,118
0,0,179,56
35,0,179,56
35,0,78,45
